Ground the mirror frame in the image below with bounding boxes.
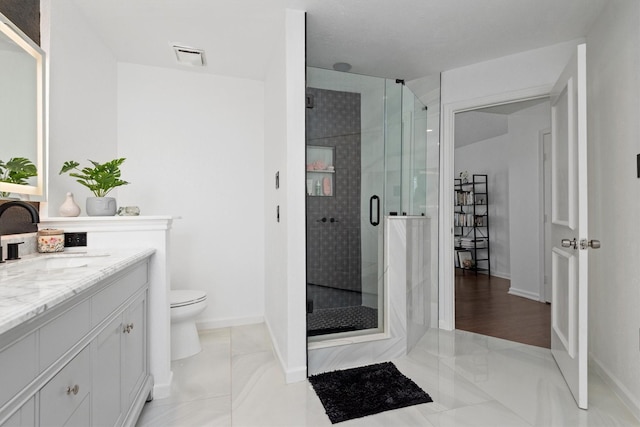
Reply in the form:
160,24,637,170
0,12,46,199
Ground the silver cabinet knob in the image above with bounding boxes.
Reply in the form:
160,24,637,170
66,385,79,395
123,323,134,333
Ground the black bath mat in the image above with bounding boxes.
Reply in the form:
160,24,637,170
309,362,432,423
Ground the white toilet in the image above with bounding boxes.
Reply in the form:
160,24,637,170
170,290,207,361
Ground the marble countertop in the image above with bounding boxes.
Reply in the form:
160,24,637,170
0,248,155,336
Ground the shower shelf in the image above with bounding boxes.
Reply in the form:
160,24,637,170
306,145,335,197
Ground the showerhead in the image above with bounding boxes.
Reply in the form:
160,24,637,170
332,62,352,72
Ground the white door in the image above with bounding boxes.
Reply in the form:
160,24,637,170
550,43,593,409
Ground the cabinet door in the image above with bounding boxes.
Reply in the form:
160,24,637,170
40,347,90,427
92,316,123,427
1,396,35,427
62,394,90,427
121,291,148,406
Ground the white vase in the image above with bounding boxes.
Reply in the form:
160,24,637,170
58,192,81,217
86,197,117,216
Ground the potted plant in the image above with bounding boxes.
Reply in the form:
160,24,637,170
0,157,37,198
59,158,129,216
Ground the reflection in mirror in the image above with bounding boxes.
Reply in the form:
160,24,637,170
0,13,45,199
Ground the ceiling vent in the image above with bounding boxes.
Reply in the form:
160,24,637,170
172,44,206,67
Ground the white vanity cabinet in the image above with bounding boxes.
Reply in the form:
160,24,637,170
92,288,148,426
0,255,153,427
2,398,35,427
40,346,92,426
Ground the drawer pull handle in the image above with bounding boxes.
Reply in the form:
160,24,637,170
66,385,79,395
123,323,134,334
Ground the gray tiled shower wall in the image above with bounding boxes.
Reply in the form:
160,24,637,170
306,88,362,308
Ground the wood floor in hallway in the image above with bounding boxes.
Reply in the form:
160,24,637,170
455,270,551,348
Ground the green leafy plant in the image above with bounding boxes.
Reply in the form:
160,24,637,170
59,158,129,197
0,157,38,197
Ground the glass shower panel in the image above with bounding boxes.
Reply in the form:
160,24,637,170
384,80,403,216
402,86,428,216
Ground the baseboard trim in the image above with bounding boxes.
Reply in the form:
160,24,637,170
196,315,264,330
507,286,540,301
153,370,173,400
264,319,307,384
590,354,640,422
491,270,511,280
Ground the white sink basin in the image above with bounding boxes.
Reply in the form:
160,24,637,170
3,254,111,273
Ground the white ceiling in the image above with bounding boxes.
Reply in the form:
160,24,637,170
71,0,608,81
455,98,550,148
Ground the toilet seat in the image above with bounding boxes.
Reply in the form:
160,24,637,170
170,290,207,308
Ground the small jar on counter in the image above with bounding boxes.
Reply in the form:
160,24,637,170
38,229,65,253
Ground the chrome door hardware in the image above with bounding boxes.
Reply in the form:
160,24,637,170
561,238,578,249
580,239,601,250
66,385,79,395
123,323,135,334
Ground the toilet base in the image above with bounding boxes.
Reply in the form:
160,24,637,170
171,320,202,361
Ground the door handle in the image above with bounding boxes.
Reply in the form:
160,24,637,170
561,238,577,249
369,195,380,226
316,217,327,223
580,239,601,250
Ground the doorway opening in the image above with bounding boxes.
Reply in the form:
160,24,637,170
452,97,552,347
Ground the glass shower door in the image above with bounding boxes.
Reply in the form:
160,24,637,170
306,69,388,338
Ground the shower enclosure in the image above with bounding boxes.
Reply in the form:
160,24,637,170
305,67,433,342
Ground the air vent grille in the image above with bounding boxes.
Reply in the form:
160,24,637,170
172,45,206,67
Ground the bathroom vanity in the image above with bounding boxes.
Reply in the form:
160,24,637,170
0,248,155,426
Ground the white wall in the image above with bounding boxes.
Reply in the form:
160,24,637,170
440,40,580,329
586,0,640,418
116,63,265,327
506,101,550,299
42,0,118,214
455,132,510,278
263,9,307,383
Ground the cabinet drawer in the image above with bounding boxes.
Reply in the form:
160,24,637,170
39,301,90,371
39,346,90,427
92,262,148,325
0,333,37,409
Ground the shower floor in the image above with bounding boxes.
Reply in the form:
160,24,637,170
306,283,379,336
307,306,378,336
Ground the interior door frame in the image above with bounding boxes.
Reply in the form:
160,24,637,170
539,128,552,303
439,85,553,330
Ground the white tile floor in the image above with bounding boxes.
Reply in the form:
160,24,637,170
136,324,639,426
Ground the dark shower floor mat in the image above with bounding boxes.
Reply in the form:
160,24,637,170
307,306,378,336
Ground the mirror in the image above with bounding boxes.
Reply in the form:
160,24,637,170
0,12,45,199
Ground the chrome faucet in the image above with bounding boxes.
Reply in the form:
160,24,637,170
0,201,40,263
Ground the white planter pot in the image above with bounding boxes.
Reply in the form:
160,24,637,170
86,197,117,216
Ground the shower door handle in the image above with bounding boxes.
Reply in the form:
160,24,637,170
369,195,380,226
